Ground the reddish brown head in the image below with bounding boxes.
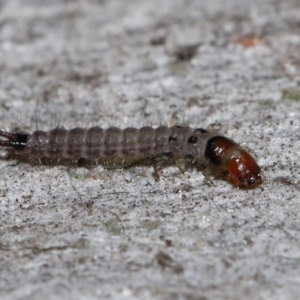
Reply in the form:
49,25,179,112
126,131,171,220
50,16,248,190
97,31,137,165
205,136,262,189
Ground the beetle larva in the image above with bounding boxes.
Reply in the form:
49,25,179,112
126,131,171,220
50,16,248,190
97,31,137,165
0,125,262,189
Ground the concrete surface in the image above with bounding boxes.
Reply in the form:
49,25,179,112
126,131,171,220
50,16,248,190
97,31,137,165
1,0,300,299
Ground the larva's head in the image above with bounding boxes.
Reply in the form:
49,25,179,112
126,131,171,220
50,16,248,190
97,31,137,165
205,136,263,189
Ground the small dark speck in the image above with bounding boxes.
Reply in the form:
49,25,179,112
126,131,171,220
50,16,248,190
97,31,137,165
165,240,172,247
174,43,201,61
168,136,177,142
150,34,166,46
155,251,183,274
188,136,198,144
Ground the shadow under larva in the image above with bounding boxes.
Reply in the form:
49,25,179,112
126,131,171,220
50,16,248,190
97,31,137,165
0,124,263,189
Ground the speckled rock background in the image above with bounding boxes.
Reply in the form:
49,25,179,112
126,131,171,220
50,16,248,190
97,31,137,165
1,0,300,299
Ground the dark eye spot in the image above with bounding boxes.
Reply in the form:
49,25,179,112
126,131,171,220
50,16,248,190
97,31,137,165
196,128,207,133
188,136,198,144
168,136,177,142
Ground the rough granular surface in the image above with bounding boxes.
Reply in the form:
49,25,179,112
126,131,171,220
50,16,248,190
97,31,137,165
1,0,300,299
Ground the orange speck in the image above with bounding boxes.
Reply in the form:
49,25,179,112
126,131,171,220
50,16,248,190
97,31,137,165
233,35,261,48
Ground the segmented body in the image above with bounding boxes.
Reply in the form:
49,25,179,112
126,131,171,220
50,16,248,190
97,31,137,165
0,125,263,189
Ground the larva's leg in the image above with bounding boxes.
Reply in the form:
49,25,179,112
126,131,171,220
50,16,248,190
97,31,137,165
7,160,21,167
150,158,161,181
149,156,171,181
174,159,186,174
202,166,215,186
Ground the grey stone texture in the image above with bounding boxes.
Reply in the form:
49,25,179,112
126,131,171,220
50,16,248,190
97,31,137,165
1,0,300,299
